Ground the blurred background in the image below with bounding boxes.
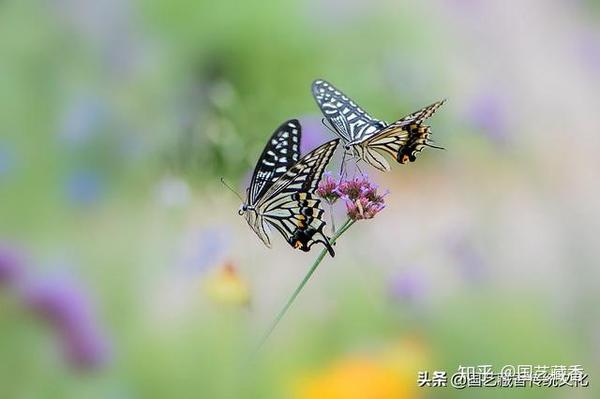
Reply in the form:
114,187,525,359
1,0,600,398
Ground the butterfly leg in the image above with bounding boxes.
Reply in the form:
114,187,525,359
328,202,336,234
347,150,364,176
339,149,349,177
354,160,364,176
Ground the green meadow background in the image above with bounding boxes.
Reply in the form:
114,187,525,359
1,0,599,398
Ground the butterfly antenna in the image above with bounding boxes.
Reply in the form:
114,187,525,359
425,141,446,150
220,177,244,201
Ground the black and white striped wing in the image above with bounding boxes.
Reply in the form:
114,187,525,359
258,139,340,256
312,79,386,143
247,119,301,206
360,100,446,171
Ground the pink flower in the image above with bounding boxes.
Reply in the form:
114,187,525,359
317,173,387,220
316,172,341,204
338,175,387,220
344,196,386,220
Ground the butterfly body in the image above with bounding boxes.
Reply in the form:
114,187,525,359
240,119,339,257
312,79,445,172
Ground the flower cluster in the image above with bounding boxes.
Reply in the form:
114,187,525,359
0,242,110,370
204,260,250,306
315,172,341,204
0,243,24,286
316,174,386,221
24,276,111,369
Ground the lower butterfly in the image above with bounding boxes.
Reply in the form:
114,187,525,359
238,119,339,257
312,79,445,172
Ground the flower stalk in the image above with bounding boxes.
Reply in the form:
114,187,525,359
250,172,386,358
253,217,355,353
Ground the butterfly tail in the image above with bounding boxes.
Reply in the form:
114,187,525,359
320,234,336,257
395,99,446,164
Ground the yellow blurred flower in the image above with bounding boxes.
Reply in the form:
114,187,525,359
295,336,429,399
203,261,250,306
381,335,430,398
297,357,403,399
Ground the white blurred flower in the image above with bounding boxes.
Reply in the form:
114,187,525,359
155,176,190,208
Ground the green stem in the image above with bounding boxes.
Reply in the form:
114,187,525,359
329,202,337,234
253,218,355,353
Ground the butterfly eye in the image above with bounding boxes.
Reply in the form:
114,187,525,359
238,205,246,216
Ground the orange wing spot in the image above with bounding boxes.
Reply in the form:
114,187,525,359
401,155,410,164
294,240,303,249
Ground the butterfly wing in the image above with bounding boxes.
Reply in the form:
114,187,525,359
312,79,386,143
359,99,446,170
258,139,340,256
247,119,301,206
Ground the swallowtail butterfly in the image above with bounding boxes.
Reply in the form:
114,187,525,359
240,119,339,257
312,79,445,172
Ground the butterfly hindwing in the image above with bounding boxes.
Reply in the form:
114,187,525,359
312,79,386,143
357,99,446,170
263,192,331,256
248,119,301,206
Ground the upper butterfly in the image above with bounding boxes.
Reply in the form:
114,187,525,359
312,79,445,172
240,119,339,257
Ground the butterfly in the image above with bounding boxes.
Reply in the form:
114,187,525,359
312,79,445,172
239,119,340,257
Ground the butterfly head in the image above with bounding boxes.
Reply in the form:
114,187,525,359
239,203,256,216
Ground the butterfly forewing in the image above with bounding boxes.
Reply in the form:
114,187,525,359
395,99,446,126
248,119,301,206
257,139,340,256
260,138,339,201
312,79,386,143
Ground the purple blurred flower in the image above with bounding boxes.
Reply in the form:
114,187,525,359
0,243,25,287
298,115,332,156
389,269,427,304
466,91,508,144
578,29,600,73
23,276,110,370
337,175,387,221
316,171,340,204
447,236,488,283
65,169,105,206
